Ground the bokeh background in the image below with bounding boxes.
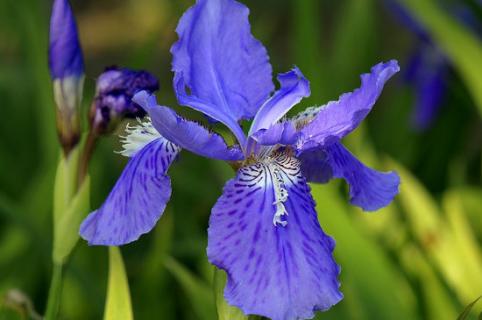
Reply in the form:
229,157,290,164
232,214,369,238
0,0,481,319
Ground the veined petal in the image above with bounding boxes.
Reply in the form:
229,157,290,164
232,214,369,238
80,137,180,245
133,91,243,161
298,148,333,184
302,143,400,211
297,60,399,151
249,68,310,136
171,0,274,135
208,154,342,320
174,75,247,147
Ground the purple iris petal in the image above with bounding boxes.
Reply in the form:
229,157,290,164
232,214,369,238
405,47,447,131
80,137,180,245
410,56,446,130
133,91,244,161
171,0,274,144
174,77,247,147
299,60,399,151
298,148,333,184
48,0,84,79
324,143,400,211
249,67,310,135
208,155,342,319
250,122,298,146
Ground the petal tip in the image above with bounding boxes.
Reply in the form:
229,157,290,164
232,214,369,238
132,90,156,111
355,170,401,212
48,0,84,79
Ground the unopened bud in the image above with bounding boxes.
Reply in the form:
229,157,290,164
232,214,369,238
89,67,159,134
48,0,84,155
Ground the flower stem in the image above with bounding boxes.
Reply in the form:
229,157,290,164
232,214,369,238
78,129,97,187
44,263,63,320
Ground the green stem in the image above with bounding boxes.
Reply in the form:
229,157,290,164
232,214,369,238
44,263,63,320
78,129,98,188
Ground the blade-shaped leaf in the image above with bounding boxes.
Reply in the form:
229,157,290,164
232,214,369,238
456,296,481,320
331,0,377,92
53,148,80,225
443,191,482,302
400,245,458,320
104,247,133,320
390,160,482,303
213,268,248,320
53,176,90,265
164,256,216,320
311,182,418,320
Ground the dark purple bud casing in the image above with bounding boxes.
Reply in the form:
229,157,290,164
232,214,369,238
90,67,159,134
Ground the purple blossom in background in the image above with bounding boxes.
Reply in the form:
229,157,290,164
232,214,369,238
387,0,481,130
80,0,400,318
89,67,159,134
48,0,85,153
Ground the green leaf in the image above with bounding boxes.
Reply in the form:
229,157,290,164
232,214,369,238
456,187,482,237
53,148,80,226
457,296,481,320
137,213,176,319
331,0,377,92
292,0,327,106
443,191,482,302
44,264,63,320
400,0,482,113
104,247,133,320
390,160,482,304
311,182,418,320
213,268,248,320
53,175,90,265
164,256,216,320
400,245,458,320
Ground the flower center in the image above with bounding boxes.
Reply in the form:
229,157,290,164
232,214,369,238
269,162,289,227
263,152,300,227
118,117,161,157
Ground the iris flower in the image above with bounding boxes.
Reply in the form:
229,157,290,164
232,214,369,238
80,0,400,318
387,0,481,130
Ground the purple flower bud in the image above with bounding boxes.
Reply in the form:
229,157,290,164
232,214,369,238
90,67,159,134
49,0,85,155
48,0,84,79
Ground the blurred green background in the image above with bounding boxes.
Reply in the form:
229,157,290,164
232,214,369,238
0,0,481,319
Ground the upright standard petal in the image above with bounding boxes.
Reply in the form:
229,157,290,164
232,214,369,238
208,154,342,320
171,0,274,140
298,60,399,151
305,143,400,211
80,137,180,245
49,0,84,79
249,67,310,136
133,91,243,161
